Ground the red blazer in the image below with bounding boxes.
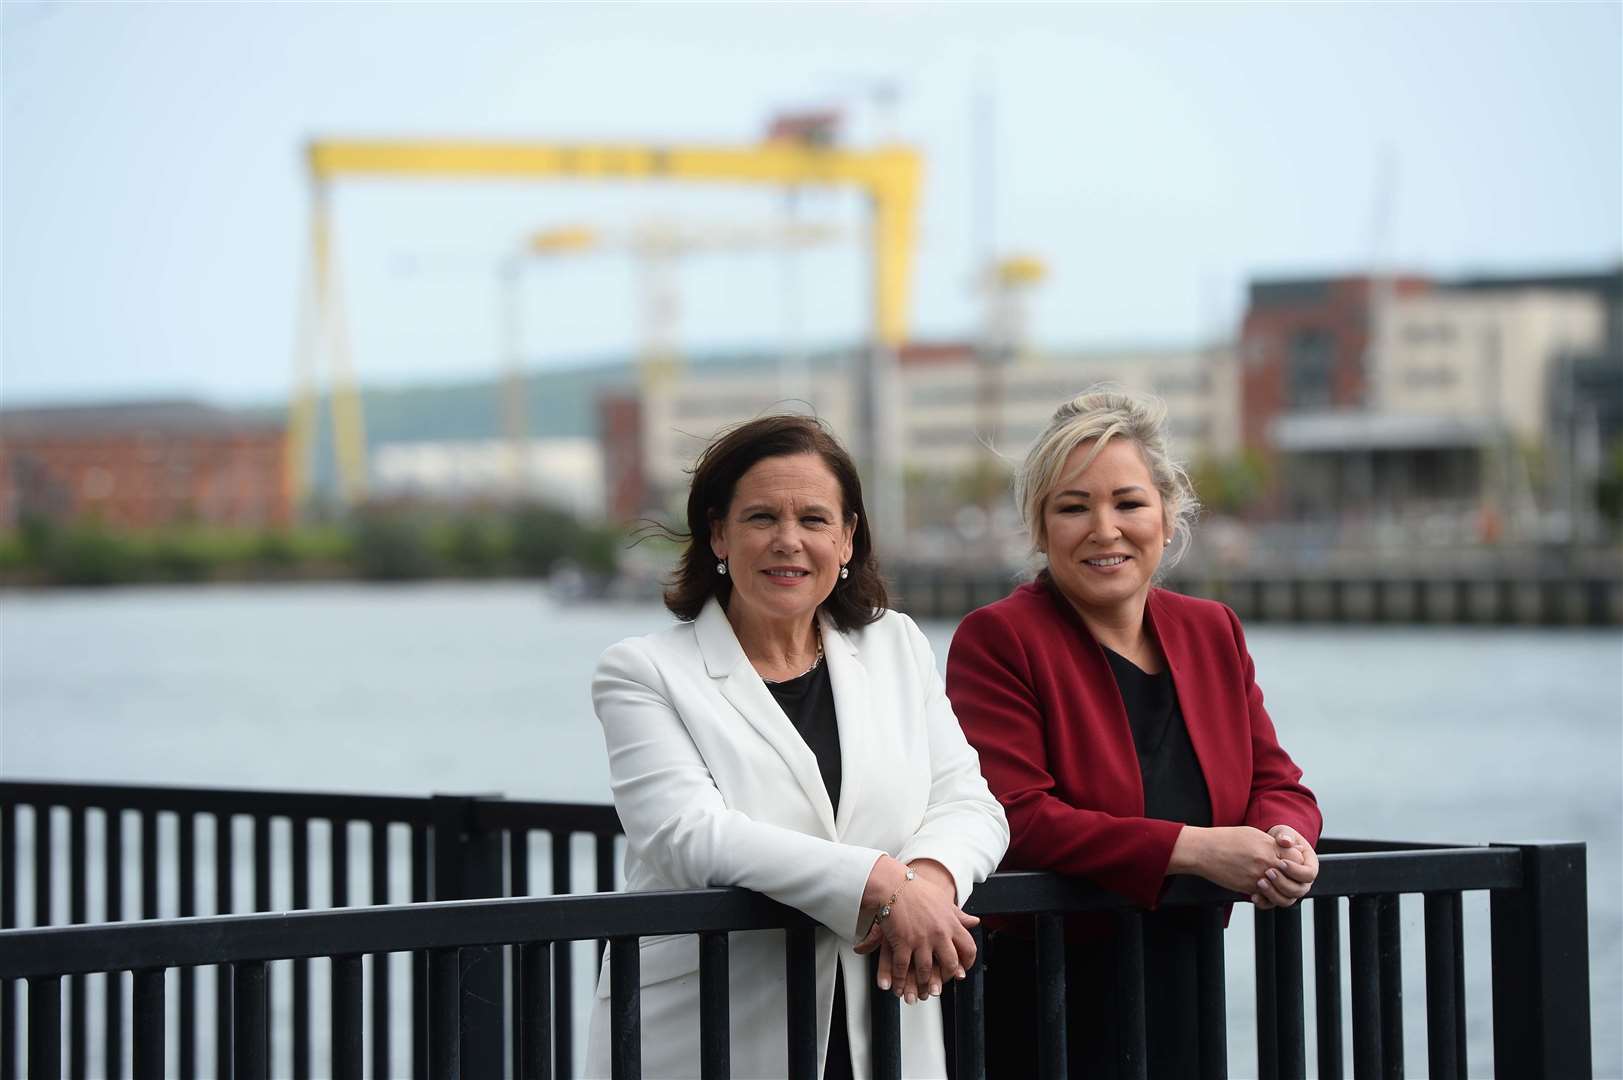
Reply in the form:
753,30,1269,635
945,581,1321,910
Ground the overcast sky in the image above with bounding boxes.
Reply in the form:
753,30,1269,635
3,2,1619,407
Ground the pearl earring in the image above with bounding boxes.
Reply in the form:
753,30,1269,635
716,560,728,576
839,564,849,580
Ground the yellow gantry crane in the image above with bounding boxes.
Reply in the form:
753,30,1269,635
287,138,923,517
529,219,843,388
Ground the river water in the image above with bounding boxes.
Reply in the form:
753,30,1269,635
3,582,1619,1077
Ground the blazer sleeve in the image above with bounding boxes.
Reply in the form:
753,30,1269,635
593,639,887,943
946,607,1184,909
890,615,1011,907
1225,606,1323,847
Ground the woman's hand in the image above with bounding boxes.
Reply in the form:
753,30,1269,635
1251,826,1318,909
1168,825,1294,900
854,857,979,1002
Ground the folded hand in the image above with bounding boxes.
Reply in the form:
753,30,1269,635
1251,826,1319,909
854,857,979,1003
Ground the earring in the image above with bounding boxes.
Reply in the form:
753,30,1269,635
716,560,728,576
839,564,849,580
1164,537,1171,547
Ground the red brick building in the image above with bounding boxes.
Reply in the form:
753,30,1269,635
1238,275,1432,451
596,392,645,523
0,401,290,529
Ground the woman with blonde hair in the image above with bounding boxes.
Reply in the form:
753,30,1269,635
946,387,1321,1077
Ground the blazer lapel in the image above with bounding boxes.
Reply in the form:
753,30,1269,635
694,600,839,839
818,611,869,838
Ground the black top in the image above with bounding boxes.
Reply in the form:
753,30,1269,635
765,659,842,813
1100,646,1211,828
764,658,853,1080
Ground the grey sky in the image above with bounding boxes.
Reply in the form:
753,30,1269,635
3,2,1619,407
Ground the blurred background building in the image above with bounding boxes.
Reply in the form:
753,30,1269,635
1244,269,1620,553
2,6,1618,583
5,257,1613,578
0,401,289,530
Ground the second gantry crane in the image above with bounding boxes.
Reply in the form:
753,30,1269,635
498,220,843,493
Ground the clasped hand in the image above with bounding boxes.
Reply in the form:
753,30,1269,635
853,857,979,1004
1170,824,1318,908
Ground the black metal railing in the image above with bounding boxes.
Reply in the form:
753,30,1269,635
885,565,1623,626
0,781,620,1080
0,781,1595,1078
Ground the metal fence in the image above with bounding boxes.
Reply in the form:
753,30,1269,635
885,566,1623,625
0,781,620,1079
0,781,1593,1078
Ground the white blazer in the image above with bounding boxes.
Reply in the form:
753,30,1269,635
584,599,1009,1080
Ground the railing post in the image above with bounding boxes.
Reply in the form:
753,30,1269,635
26,975,60,1080
1422,893,1463,1080
433,795,506,1080
952,925,986,1080
1035,913,1067,1079
1197,907,1227,1080
1255,908,1278,1080
1312,897,1343,1080
869,953,901,1080
1376,895,1404,1080
1273,904,1306,1080
518,942,553,1080
430,948,462,1080
784,926,818,1080
608,937,640,1080
1115,911,1148,1080
699,933,731,1080
1349,897,1382,1080
1490,842,1592,1078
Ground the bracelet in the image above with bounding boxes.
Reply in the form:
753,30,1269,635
867,867,916,938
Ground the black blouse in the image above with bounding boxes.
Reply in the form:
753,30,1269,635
764,658,853,1080
765,659,842,812
1100,646,1211,828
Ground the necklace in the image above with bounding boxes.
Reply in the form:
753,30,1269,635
762,627,824,684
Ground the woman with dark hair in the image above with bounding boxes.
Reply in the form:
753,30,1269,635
585,414,1008,1080
946,388,1321,1078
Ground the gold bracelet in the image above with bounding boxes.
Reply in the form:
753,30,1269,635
868,867,916,938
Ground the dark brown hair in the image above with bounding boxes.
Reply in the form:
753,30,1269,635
663,414,887,631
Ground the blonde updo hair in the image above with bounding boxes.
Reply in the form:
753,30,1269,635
1014,386,1200,575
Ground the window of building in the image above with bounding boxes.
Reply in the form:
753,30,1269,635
1286,330,1335,409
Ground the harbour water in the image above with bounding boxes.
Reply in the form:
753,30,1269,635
3,582,1619,1076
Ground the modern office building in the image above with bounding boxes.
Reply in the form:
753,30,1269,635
1239,269,1619,537
632,342,1237,522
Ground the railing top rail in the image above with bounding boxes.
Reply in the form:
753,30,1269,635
0,887,813,979
1316,836,1474,853
1,780,1526,849
472,798,623,833
0,780,621,832
0,779,440,822
0,846,1537,981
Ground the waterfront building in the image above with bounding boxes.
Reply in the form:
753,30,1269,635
1239,269,1620,545
370,436,605,519
0,400,289,529
635,342,1237,531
